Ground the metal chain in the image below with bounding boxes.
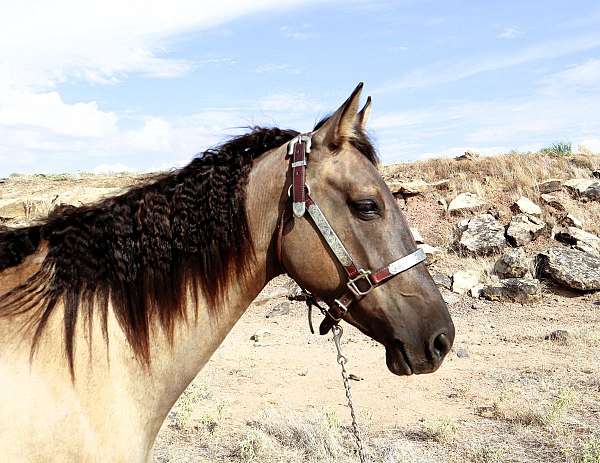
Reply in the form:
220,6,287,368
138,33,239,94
331,324,368,463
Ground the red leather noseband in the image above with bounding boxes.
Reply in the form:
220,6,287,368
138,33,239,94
278,134,426,335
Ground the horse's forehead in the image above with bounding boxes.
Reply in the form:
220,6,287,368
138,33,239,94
316,149,382,189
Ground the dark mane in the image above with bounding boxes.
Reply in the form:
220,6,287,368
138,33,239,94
0,127,298,375
0,118,378,376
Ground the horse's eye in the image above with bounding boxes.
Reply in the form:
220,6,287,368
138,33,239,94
351,199,380,219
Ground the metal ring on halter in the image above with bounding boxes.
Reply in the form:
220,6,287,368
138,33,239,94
287,183,311,197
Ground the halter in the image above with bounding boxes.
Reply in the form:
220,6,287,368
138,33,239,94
278,133,426,335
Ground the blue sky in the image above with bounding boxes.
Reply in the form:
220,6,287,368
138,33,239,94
1,0,599,175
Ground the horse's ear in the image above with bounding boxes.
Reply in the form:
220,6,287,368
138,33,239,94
356,96,371,131
313,82,363,148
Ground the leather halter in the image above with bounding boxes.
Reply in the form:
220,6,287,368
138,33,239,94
277,134,426,335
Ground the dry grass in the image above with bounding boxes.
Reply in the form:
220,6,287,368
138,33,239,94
383,152,599,201
383,152,600,236
487,388,577,428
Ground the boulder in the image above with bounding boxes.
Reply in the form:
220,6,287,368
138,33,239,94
583,183,600,201
537,179,563,194
470,284,485,299
430,179,450,190
448,192,486,215
540,194,566,212
494,248,531,278
506,214,546,246
455,150,479,161
563,178,597,195
481,278,541,303
554,226,600,256
386,179,428,195
410,227,424,244
431,271,452,290
265,302,291,318
544,329,569,344
537,248,600,291
593,170,600,179
417,243,442,264
457,214,506,255
511,197,542,216
558,213,583,229
452,269,481,295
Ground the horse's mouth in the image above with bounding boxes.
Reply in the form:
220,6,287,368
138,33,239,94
385,340,413,376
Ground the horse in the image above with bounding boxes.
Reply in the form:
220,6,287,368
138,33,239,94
0,83,454,462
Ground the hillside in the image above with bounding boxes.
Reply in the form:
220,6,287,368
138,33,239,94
1,152,600,462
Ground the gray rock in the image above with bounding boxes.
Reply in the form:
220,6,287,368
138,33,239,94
440,288,461,305
559,213,584,229
386,179,429,195
457,213,506,255
438,197,448,210
537,247,600,291
506,214,546,246
431,271,452,290
455,150,479,161
540,193,566,211
583,183,600,201
448,192,486,215
494,248,531,278
265,302,291,318
417,243,442,264
452,269,481,295
538,179,563,194
430,179,450,190
544,329,569,344
253,286,290,305
563,178,597,195
481,278,541,303
250,328,271,342
554,226,600,255
470,284,485,299
456,347,470,358
284,279,303,298
593,170,600,179
511,196,542,216
411,227,424,244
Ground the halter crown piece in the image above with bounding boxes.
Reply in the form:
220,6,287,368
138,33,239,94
280,134,426,335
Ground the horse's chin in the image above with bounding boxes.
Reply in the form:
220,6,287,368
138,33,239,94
384,342,413,376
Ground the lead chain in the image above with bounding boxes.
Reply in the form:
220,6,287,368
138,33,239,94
331,324,368,463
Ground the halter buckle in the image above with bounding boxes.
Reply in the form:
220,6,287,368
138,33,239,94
347,269,374,297
287,134,312,155
328,299,349,322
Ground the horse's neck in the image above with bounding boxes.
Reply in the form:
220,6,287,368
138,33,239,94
0,145,289,460
108,145,289,445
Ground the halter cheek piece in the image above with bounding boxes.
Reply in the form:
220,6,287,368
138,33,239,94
278,133,426,335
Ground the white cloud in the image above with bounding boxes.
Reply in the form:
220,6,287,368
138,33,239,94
497,27,522,39
368,58,600,163
255,63,301,74
580,138,600,153
258,93,325,113
0,1,324,89
280,25,317,40
0,90,117,138
377,33,600,92
539,58,600,95
93,163,132,174
0,0,331,175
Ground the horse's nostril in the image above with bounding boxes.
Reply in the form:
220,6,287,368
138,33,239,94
432,332,452,359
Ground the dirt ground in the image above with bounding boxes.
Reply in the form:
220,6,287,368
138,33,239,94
1,171,599,463
151,276,600,463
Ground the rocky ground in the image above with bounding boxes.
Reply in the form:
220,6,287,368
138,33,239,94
1,152,600,462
